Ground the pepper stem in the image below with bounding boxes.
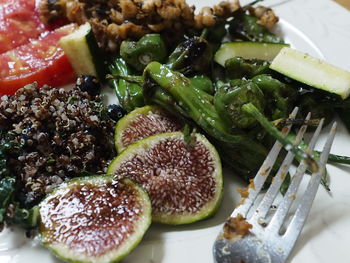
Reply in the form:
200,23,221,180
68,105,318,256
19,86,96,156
106,74,144,85
242,102,319,172
327,153,350,165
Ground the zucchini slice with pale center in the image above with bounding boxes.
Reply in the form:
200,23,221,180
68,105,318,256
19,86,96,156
270,47,350,99
59,22,106,80
214,41,289,66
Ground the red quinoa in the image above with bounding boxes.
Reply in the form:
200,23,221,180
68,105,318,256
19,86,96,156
0,83,115,207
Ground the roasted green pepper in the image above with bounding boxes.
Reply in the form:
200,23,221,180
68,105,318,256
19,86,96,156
225,57,271,79
229,12,283,43
120,34,167,72
252,74,296,120
214,79,265,129
109,58,144,112
166,36,212,75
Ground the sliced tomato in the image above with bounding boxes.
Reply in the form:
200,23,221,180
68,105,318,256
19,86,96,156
0,0,56,53
0,24,77,96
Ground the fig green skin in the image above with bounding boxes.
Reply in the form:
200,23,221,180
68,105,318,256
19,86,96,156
39,175,152,263
114,105,157,153
108,132,223,225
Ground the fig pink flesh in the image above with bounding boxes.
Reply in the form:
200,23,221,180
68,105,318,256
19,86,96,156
40,180,144,257
121,111,181,148
116,137,216,216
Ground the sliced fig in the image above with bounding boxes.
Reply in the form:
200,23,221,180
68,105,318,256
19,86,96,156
39,176,151,263
108,132,223,225
115,105,182,152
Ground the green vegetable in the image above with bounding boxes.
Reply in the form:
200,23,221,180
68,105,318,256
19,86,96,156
224,57,271,79
190,75,214,94
270,47,350,99
252,74,297,120
298,93,335,126
214,79,265,129
109,58,144,112
166,36,213,75
143,61,276,178
0,177,15,222
286,134,330,191
60,22,107,80
8,205,40,229
120,34,167,72
242,103,318,172
229,13,284,43
215,42,289,66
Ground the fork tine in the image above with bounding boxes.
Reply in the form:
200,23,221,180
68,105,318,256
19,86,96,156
267,118,325,233
284,122,337,244
251,113,312,222
231,107,299,218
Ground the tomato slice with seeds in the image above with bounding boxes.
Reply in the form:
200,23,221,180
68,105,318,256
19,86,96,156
0,0,51,53
0,24,77,96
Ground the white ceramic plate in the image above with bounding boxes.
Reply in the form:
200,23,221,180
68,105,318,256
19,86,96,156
1,0,350,262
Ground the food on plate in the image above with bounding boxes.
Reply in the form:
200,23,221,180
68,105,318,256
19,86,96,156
0,83,115,227
0,0,50,53
114,105,182,152
38,0,242,51
2,0,350,262
39,176,151,263
109,57,145,112
228,6,282,44
106,104,128,122
108,132,223,224
0,24,77,96
120,33,167,71
59,22,107,79
214,41,289,67
222,213,252,240
270,47,350,99
75,74,101,96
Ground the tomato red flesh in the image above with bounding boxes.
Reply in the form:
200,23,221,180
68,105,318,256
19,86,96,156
0,0,52,53
0,24,76,96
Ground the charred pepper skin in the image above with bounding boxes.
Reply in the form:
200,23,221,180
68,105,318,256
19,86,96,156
229,12,283,43
251,74,297,120
214,79,265,129
166,36,213,75
109,58,145,112
225,57,271,79
120,34,167,72
143,61,268,165
143,61,270,178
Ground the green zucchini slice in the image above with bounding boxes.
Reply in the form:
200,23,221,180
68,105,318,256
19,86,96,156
270,47,350,99
214,41,289,66
59,22,107,80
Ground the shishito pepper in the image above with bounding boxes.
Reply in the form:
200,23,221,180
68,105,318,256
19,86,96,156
229,11,283,43
108,58,144,112
251,74,297,120
143,62,319,176
120,34,167,72
214,79,265,129
225,57,271,79
166,36,213,75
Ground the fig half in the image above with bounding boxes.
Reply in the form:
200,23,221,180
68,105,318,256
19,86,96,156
39,176,151,263
108,132,223,225
114,105,182,152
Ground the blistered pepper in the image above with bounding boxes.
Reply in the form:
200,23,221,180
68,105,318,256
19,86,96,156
109,58,144,112
120,34,167,72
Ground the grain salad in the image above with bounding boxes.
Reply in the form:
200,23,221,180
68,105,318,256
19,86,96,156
0,83,115,208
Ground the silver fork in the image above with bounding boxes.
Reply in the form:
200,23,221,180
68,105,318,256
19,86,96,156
213,108,337,263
